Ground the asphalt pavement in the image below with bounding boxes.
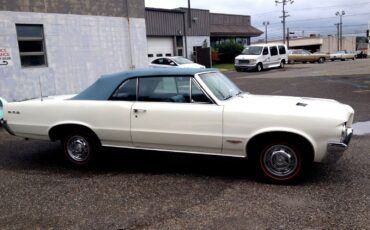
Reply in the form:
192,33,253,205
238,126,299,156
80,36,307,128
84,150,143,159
0,59,369,229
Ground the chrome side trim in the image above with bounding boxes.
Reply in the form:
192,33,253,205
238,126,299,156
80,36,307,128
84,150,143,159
0,119,15,136
102,144,246,159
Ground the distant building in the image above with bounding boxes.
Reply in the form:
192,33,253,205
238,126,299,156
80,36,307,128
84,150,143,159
145,8,262,61
254,36,356,53
0,0,147,101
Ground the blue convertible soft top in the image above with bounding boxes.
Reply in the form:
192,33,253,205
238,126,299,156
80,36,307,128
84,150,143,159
71,68,216,101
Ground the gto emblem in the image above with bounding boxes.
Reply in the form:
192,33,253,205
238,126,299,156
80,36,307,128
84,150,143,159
8,111,20,114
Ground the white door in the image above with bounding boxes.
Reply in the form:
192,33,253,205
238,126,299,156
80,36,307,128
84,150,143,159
269,45,281,67
131,76,223,154
147,37,174,62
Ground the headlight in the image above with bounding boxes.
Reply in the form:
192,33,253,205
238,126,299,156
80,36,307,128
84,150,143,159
235,60,239,64
249,59,256,64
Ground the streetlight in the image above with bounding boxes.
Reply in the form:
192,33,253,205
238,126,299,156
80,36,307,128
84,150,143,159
335,10,345,50
263,21,270,43
275,0,294,44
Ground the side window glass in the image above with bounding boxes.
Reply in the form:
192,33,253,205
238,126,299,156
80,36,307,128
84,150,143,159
139,77,190,103
191,79,211,104
110,78,137,101
270,46,278,56
263,47,269,55
154,77,177,94
278,46,286,55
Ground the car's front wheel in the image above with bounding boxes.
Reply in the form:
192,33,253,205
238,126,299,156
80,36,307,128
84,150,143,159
318,57,325,63
62,129,100,166
254,141,304,183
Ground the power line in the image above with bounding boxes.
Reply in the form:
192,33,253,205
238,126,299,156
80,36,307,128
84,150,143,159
251,1,370,16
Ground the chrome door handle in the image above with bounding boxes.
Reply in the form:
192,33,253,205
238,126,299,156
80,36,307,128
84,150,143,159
133,109,147,113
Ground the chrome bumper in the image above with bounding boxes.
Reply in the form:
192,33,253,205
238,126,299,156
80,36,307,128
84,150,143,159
0,119,15,136
325,127,353,163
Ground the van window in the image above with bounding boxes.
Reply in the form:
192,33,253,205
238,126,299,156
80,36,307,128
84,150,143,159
263,47,269,55
242,46,263,55
278,45,286,55
270,46,278,56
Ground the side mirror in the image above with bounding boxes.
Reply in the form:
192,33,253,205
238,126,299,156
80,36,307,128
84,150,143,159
263,50,269,55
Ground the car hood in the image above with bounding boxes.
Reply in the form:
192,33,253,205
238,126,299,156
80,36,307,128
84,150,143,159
226,94,354,125
235,55,260,60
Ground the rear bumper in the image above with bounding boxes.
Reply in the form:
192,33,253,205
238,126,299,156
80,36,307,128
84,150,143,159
0,119,15,136
324,127,353,163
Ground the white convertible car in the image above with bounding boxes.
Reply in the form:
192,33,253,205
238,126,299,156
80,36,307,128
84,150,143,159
0,68,354,183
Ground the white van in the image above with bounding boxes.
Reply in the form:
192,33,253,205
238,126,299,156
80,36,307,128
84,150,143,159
234,44,288,72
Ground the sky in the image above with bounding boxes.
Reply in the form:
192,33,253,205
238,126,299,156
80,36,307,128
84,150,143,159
145,0,370,41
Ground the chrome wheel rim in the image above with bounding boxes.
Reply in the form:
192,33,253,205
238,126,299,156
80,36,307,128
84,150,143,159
263,145,298,177
66,135,90,162
257,65,262,71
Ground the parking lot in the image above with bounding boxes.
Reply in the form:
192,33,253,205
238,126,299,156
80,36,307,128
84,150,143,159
0,59,369,229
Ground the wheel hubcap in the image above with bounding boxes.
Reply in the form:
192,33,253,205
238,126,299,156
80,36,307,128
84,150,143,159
263,145,298,177
66,136,89,162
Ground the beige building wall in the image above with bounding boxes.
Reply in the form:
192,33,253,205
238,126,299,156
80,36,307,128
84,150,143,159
255,36,356,53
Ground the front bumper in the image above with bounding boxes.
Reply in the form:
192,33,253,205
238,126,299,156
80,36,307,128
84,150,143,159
234,64,257,71
324,127,353,163
0,119,15,136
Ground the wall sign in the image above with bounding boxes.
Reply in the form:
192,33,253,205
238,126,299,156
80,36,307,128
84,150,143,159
0,48,13,66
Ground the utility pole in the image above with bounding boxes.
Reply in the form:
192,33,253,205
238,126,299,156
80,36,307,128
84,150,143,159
335,10,345,50
335,23,340,51
275,0,294,44
263,21,270,43
188,0,192,28
286,28,295,49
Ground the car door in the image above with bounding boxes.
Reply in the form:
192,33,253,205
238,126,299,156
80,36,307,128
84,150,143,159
269,45,280,66
131,76,223,154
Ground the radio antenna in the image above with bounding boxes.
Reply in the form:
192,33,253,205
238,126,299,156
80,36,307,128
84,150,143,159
38,75,43,101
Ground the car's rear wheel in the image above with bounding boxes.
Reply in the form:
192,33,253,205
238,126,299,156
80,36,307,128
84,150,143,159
62,129,100,166
253,141,304,183
256,63,263,72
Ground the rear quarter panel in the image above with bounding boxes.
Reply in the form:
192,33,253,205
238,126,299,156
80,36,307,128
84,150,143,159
4,100,133,147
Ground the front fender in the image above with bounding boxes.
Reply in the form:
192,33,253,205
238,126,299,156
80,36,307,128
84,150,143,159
246,126,318,156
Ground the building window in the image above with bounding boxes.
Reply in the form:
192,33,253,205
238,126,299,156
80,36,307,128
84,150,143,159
16,24,47,68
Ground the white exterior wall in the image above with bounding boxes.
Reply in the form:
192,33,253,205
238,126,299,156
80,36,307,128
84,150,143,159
186,36,210,61
0,11,147,101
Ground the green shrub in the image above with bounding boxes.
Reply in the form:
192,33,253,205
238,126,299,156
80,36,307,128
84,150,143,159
214,41,244,63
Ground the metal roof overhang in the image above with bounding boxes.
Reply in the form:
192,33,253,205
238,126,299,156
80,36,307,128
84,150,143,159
210,24,263,37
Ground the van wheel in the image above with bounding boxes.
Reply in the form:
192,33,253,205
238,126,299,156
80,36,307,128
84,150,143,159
279,61,285,69
256,63,263,72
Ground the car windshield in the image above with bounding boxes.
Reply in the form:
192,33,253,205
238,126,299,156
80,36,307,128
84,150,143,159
242,46,263,55
199,72,242,101
172,57,194,65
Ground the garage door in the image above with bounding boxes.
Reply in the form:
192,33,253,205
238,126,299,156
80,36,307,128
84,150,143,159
147,37,174,61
